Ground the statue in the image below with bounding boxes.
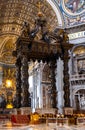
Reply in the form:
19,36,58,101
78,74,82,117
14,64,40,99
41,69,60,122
21,18,51,44
21,22,30,37
21,19,69,47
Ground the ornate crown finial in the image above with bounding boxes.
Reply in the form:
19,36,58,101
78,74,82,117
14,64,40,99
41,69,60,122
37,1,43,17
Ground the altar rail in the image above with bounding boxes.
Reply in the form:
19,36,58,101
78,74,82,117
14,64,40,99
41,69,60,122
46,118,68,126
77,117,85,124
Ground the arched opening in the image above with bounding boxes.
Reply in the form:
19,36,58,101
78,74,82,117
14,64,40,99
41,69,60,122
75,89,85,110
71,45,85,74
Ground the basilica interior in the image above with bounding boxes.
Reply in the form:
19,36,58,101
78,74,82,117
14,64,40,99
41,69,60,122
0,0,85,129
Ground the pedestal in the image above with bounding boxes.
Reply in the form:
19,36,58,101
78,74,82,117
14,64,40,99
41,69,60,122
20,107,32,115
12,108,18,114
35,108,57,115
64,107,73,115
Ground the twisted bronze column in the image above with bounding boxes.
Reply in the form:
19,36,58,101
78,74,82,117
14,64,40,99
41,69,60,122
15,58,21,108
63,49,70,107
21,55,30,107
49,59,57,108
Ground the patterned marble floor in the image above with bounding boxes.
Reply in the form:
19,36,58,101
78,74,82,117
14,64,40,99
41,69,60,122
0,120,85,130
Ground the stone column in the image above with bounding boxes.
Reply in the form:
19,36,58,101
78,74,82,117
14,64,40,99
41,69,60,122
63,49,70,107
49,59,57,108
21,55,30,107
15,58,21,108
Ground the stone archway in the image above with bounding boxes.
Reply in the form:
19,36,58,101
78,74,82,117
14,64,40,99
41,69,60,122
74,89,85,110
71,86,85,110
70,44,85,74
70,44,85,111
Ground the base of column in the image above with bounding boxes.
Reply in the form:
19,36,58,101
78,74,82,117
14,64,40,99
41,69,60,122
12,108,18,114
20,107,32,115
64,107,73,115
35,108,57,115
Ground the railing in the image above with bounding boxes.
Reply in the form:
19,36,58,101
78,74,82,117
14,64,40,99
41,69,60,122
46,118,68,126
77,117,85,125
70,74,85,80
70,74,85,86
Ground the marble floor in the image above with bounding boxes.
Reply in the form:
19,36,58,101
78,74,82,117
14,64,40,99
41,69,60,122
0,120,85,130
